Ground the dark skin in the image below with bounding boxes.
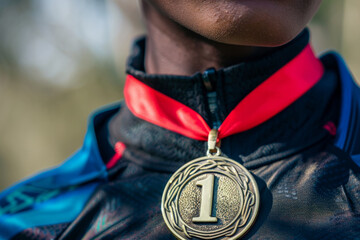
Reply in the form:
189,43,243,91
141,0,322,75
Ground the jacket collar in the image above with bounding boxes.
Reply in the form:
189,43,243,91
92,52,360,170
126,30,310,125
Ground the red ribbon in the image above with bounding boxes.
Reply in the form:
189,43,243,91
124,45,324,141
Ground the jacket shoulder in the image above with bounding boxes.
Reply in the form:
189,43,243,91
0,102,123,239
321,52,360,165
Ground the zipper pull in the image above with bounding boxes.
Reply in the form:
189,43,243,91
202,68,216,91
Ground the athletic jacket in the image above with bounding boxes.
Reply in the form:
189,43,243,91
1,31,360,240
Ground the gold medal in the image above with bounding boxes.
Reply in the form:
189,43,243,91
161,130,260,240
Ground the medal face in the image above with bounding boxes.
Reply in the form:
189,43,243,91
161,156,260,240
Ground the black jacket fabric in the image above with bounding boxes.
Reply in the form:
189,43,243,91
8,30,360,240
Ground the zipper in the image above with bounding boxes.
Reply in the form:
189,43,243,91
202,68,221,129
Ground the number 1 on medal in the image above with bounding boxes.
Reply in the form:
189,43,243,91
192,174,218,223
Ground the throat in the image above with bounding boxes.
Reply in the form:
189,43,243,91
144,25,277,76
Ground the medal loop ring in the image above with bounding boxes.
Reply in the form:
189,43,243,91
206,147,221,157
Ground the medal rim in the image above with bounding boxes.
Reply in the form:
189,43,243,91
161,155,260,240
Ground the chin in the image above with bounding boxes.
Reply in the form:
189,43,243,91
208,24,304,47
185,6,308,47
144,0,320,47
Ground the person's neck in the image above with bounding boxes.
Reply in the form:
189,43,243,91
142,1,276,76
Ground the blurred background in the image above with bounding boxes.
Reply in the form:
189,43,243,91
0,0,359,190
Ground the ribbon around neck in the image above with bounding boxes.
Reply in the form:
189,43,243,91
124,45,324,141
